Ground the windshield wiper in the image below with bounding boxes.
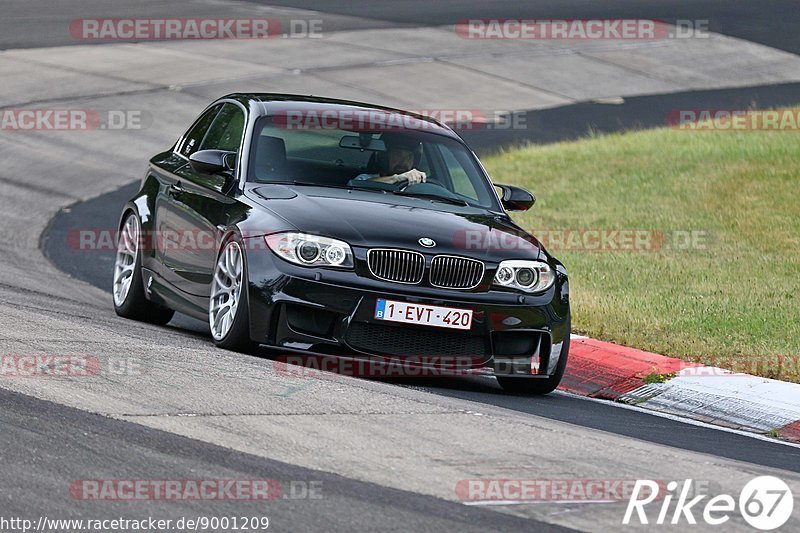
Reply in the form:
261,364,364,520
392,191,469,206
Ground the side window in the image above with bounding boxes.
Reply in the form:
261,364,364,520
201,103,246,154
439,144,478,201
179,104,221,158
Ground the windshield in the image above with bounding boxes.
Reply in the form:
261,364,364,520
247,115,499,209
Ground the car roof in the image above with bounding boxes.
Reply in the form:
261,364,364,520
216,93,461,139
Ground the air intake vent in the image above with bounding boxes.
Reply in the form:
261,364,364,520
367,249,425,284
430,255,485,289
346,322,489,357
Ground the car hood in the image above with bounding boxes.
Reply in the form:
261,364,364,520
246,185,541,260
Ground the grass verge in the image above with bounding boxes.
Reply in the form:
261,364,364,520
482,117,800,381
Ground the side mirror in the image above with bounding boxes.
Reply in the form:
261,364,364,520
189,149,236,176
495,183,535,211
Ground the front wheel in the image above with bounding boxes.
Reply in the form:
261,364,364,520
496,316,570,395
209,237,255,353
112,212,174,325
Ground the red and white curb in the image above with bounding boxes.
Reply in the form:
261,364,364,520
560,336,800,442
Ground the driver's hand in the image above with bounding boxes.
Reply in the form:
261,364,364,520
392,169,426,185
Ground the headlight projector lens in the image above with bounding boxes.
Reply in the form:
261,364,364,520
515,267,537,288
297,241,321,263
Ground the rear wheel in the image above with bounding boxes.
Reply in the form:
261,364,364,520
209,237,255,352
497,316,570,395
112,212,174,325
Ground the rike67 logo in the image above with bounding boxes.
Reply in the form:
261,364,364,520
624,476,794,530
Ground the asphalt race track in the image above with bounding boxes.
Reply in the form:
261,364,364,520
259,0,800,55
3,0,799,54
3,1,800,531
1,388,571,532
40,182,800,474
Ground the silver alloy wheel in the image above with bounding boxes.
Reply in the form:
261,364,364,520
112,214,139,307
209,241,244,340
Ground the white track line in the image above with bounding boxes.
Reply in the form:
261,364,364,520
553,390,800,450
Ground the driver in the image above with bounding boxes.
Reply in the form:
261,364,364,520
352,132,427,185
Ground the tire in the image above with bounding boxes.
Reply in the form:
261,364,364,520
112,211,175,325
209,235,255,353
497,315,570,395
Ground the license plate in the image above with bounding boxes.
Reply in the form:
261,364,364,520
374,298,473,330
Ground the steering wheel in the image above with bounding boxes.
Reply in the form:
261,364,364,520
395,175,443,191
425,175,445,187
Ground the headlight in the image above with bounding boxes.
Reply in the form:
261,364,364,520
493,260,555,293
265,232,354,269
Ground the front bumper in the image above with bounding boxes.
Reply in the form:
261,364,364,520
245,245,570,378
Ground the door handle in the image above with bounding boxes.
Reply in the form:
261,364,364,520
169,182,185,196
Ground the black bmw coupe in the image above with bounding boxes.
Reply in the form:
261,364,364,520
112,94,570,394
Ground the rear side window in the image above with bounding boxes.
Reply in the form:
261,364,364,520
179,104,221,158
201,103,246,153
